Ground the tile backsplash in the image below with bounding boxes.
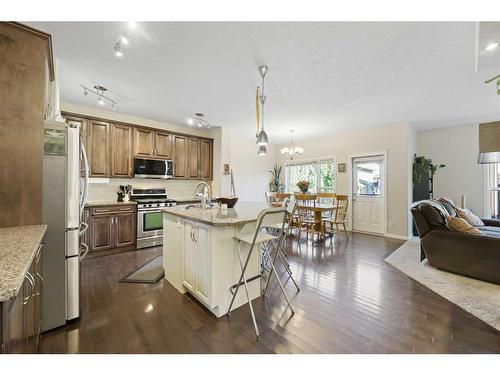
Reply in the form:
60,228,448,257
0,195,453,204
87,178,210,202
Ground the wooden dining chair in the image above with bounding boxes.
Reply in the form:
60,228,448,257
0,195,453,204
294,193,322,240
316,192,336,219
274,193,291,202
322,194,349,239
265,191,276,203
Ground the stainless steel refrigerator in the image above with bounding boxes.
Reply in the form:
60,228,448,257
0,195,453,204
42,121,89,331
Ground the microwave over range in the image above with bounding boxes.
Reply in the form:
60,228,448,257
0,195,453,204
134,158,173,179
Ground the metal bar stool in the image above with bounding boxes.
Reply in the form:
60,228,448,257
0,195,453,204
227,205,295,339
262,199,300,294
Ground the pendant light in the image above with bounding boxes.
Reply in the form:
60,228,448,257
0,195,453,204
256,65,269,146
258,145,267,156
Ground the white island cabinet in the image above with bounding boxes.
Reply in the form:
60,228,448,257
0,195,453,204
162,202,270,317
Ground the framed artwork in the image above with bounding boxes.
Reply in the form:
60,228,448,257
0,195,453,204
338,163,346,173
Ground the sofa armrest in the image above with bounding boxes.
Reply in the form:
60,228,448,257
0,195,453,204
481,218,500,227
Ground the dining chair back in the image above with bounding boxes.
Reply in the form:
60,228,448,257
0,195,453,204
316,192,336,204
274,193,291,202
333,195,349,223
265,191,276,203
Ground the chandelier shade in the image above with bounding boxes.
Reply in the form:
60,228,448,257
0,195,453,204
280,129,304,160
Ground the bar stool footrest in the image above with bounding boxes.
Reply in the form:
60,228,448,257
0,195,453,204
229,274,261,295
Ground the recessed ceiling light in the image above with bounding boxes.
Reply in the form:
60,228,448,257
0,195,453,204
484,42,499,52
187,118,194,125
114,43,123,57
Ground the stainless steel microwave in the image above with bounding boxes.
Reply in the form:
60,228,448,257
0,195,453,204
133,158,173,179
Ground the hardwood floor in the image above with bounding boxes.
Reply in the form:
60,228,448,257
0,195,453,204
39,233,500,353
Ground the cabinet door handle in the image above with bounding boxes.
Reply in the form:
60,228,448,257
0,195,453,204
24,272,35,304
190,229,194,242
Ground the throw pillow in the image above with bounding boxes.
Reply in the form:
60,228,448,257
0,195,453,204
437,198,458,216
455,207,484,226
446,216,483,235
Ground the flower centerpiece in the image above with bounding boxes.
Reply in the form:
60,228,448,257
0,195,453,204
296,180,310,194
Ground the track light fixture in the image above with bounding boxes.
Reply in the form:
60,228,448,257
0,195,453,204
187,113,211,129
114,42,123,57
81,85,117,110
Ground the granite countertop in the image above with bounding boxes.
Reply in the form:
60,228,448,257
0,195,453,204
85,201,137,207
0,225,47,302
163,202,271,226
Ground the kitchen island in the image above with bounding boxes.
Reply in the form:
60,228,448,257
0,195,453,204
162,202,270,317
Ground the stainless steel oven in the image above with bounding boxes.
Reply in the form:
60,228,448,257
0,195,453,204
131,188,176,249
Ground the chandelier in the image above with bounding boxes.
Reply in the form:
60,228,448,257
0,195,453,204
280,129,304,160
256,65,269,155
81,85,117,110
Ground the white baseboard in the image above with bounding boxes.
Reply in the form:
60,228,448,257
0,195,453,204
351,229,409,241
385,233,409,240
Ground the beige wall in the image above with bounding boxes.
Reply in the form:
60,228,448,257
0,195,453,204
417,124,487,216
277,122,414,238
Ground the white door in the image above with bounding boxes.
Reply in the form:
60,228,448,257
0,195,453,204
194,225,211,306
352,155,385,234
183,221,196,292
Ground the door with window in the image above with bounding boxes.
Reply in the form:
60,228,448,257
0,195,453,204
352,155,385,234
488,163,500,219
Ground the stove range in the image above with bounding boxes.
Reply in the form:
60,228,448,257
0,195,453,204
130,188,176,249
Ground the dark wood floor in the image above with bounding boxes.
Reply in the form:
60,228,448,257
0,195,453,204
39,233,500,353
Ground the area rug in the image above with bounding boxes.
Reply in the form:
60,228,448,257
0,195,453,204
119,255,164,284
385,239,500,332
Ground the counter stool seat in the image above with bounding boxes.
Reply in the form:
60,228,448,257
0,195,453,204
235,232,278,245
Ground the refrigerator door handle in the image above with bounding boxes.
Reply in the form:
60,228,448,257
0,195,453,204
79,221,88,236
79,242,89,261
80,137,89,220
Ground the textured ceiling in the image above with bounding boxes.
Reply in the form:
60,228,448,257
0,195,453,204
28,22,500,143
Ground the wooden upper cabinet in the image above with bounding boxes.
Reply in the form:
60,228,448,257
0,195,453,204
88,120,110,177
173,135,188,178
200,139,213,180
111,124,132,177
188,138,201,179
133,127,154,157
155,131,172,159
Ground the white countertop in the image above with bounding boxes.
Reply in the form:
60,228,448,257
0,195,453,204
163,201,271,226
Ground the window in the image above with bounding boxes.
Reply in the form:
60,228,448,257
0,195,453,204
353,159,382,196
488,163,500,219
285,159,335,193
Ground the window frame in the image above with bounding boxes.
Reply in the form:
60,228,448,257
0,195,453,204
284,157,336,194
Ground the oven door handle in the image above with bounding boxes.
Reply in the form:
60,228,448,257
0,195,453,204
137,208,164,212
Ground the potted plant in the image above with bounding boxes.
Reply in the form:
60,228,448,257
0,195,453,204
268,164,282,192
296,180,310,194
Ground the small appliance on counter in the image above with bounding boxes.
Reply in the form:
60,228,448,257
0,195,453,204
130,188,176,249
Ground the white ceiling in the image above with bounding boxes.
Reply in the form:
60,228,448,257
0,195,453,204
29,21,500,143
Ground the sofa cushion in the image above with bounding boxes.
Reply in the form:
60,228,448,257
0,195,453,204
456,207,484,226
419,203,449,231
446,216,484,235
479,230,500,238
438,198,458,217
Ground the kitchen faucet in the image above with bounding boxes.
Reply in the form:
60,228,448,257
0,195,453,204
195,182,212,209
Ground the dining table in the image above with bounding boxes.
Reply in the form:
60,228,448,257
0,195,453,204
296,202,337,231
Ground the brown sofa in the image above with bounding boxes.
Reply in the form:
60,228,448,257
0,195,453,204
410,200,500,285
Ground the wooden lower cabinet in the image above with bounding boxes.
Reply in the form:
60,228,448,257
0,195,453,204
85,205,137,256
1,242,44,353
